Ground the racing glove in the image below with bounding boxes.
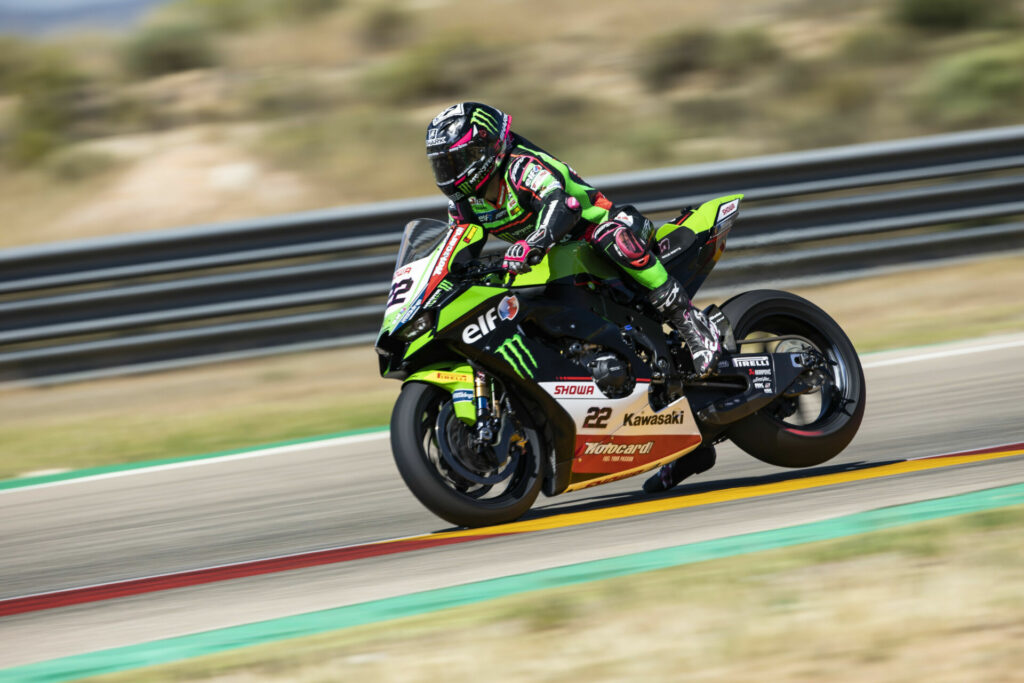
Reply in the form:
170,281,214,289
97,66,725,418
502,240,544,273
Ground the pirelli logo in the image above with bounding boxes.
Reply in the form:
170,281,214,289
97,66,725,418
623,411,686,426
733,356,771,368
582,441,654,456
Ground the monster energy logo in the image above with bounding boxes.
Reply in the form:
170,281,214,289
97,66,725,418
496,334,537,378
471,109,499,134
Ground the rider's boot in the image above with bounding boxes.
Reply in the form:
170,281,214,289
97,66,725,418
643,444,717,493
648,278,722,378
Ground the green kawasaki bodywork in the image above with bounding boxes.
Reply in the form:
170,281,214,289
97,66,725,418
406,363,477,424
655,193,744,241
397,239,618,419
393,194,743,419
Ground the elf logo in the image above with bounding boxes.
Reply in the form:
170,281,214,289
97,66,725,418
462,309,499,344
461,296,520,344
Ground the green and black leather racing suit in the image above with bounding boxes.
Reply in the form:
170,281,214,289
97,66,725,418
446,134,670,291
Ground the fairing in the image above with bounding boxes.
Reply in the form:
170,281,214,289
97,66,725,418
376,196,744,495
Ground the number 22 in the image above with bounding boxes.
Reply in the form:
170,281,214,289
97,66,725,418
387,278,413,307
582,407,612,429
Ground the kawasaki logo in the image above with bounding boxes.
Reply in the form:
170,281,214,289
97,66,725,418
583,441,654,456
733,356,771,368
623,411,686,426
496,334,537,378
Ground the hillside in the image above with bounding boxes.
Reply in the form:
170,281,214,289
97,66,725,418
0,0,1022,247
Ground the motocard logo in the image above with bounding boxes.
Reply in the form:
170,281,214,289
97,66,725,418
582,441,654,456
461,295,519,344
623,411,685,426
733,356,771,368
554,383,595,396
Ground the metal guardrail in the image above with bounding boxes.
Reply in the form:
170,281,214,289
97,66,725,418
3,125,1024,384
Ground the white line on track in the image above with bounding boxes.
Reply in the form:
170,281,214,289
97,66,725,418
5,333,1023,494
861,336,1024,369
0,431,388,495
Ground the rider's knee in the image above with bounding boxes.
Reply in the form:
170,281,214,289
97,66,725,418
592,220,654,270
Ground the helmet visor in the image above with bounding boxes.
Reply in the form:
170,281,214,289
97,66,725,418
428,139,491,196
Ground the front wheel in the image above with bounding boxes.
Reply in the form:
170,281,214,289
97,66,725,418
720,290,866,468
391,382,543,527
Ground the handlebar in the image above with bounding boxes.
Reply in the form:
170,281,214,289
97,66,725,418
453,261,518,287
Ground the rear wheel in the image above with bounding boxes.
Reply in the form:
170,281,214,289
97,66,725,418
720,290,866,467
391,382,543,527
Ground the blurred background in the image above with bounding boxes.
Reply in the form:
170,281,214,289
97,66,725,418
0,0,1022,475
2,0,1024,247
2,5,1024,680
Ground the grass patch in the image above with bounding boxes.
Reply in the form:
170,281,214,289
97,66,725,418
0,345,397,480
890,0,1018,31
121,22,221,78
360,32,511,105
638,26,780,89
914,40,1024,129
84,504,1024,682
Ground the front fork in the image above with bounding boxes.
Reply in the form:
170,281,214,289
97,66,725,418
405,363,500,443
473,370,501,446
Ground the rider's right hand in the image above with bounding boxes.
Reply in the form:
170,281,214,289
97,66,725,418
502,240,534,274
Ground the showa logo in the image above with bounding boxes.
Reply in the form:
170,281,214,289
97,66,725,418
461,295,520,344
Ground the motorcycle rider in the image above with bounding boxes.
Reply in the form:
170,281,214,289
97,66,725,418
425,101,721,491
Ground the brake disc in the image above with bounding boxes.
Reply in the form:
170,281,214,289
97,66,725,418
435,403,521,486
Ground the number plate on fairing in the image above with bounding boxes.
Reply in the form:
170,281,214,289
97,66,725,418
539,380,703,486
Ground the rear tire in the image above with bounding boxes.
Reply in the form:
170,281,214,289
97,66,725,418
720,290,866,468
391,382,543,527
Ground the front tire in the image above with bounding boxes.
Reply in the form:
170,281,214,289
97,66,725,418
720,290,866,468
391,382,543,527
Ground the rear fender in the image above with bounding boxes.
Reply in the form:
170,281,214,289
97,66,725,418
655,194,744,242
655,194,743,296
405,363,476,425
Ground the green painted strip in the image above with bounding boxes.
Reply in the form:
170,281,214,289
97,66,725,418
6,482,1023,683
0,426,388,492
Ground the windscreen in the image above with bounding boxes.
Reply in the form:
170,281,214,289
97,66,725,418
395,219,450,270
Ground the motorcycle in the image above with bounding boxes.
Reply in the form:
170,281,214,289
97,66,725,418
375,194,866,527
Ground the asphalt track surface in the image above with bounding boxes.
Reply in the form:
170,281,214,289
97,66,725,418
2,334,1024,669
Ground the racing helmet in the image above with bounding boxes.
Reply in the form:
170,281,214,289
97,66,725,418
426,102,511,201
